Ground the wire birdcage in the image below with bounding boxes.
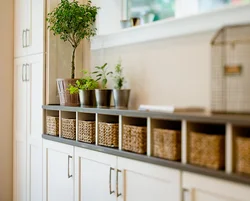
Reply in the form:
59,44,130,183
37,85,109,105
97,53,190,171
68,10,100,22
211,24,250,113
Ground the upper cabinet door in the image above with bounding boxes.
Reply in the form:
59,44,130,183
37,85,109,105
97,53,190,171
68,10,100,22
75,148,117,201
26,0,44,55
14,0,44,58
14,0,28,58
183,172,250,201
117,157,181,201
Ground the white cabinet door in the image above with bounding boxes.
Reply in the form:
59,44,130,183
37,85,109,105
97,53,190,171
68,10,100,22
43,140,74,201
75,148,117,201
13,57,27,201
14,0,44,58
14,57,27,142
117,157,181,201
14,0,28,58
26,0,44,55
14,141,27,201
183,172,250,201
26,54,44,141
26,54,44,201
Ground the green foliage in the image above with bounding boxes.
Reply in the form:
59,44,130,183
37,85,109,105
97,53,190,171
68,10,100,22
92,63,113,89
47,0,99,79
68,70,98,94
68,83,80,95
113,60,125,90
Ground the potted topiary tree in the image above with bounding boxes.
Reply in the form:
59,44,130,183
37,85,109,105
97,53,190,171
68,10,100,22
93,63,113,107
113,60,130,108
47,0,99,106
68,70,98,106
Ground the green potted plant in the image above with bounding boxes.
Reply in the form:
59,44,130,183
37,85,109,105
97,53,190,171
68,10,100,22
47,0,99,106
68,71,98,106
113,60,130,108
93,63,113,107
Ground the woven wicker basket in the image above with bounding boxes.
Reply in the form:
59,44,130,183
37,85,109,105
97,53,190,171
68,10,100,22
98,122,118,147
46,116,59,136
153,128,181,161
189,132,225,170
236,136,250,175
78,120,95,144
123,125,147,154
62,118,76,140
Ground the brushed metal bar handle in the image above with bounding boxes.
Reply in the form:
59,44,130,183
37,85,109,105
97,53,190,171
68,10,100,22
182,188,193,201
68,155,73,178
26,29,30,47
22,30,25,48
116,169,122,197
22,64,25,81
25,64,29,81
109,167,115,195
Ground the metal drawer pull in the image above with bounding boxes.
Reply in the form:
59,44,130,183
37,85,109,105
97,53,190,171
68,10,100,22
68,155,73,178
22,30,26,48
22,64,25,81
116,169,122,197
182,188,193,201
109,167,115,194
25,64,29,81
26,29,30,47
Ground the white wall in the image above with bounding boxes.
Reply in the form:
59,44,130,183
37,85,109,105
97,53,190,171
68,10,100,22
0,1,14,201
91,31,214,109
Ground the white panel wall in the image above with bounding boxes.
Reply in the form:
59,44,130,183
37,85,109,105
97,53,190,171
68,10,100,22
92,0,123,35
91,31,213,109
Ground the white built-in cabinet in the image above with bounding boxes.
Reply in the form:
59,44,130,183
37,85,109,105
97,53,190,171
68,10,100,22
43,140,74,201
14,54,44,201
74,147,181,201
14,0,44,199
14,0,44,58
117,157,181,201
183,172,250,201
75,148,117,201
43,140,250,201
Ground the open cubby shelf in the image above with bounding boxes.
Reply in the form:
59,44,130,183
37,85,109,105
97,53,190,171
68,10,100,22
42,105,250,185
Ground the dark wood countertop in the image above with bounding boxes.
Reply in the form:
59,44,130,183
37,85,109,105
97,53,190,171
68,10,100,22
43,105,250,126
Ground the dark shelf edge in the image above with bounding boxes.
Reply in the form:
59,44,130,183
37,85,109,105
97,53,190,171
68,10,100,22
42,105,250,126
42,134,250,186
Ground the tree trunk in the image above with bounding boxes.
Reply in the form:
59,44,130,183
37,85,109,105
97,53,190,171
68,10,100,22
71,47,76,79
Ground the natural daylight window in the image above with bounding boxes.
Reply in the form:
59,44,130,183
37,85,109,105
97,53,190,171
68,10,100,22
127,0,250,25
199,0,250,12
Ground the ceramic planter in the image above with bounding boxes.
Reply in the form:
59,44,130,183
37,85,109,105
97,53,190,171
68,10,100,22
120,20,131,29
113,89,130,109
95,89,112,108
57,78,80,106
79,89,95,107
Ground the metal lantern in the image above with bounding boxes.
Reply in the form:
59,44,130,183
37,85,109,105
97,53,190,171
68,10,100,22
211,24,250,113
